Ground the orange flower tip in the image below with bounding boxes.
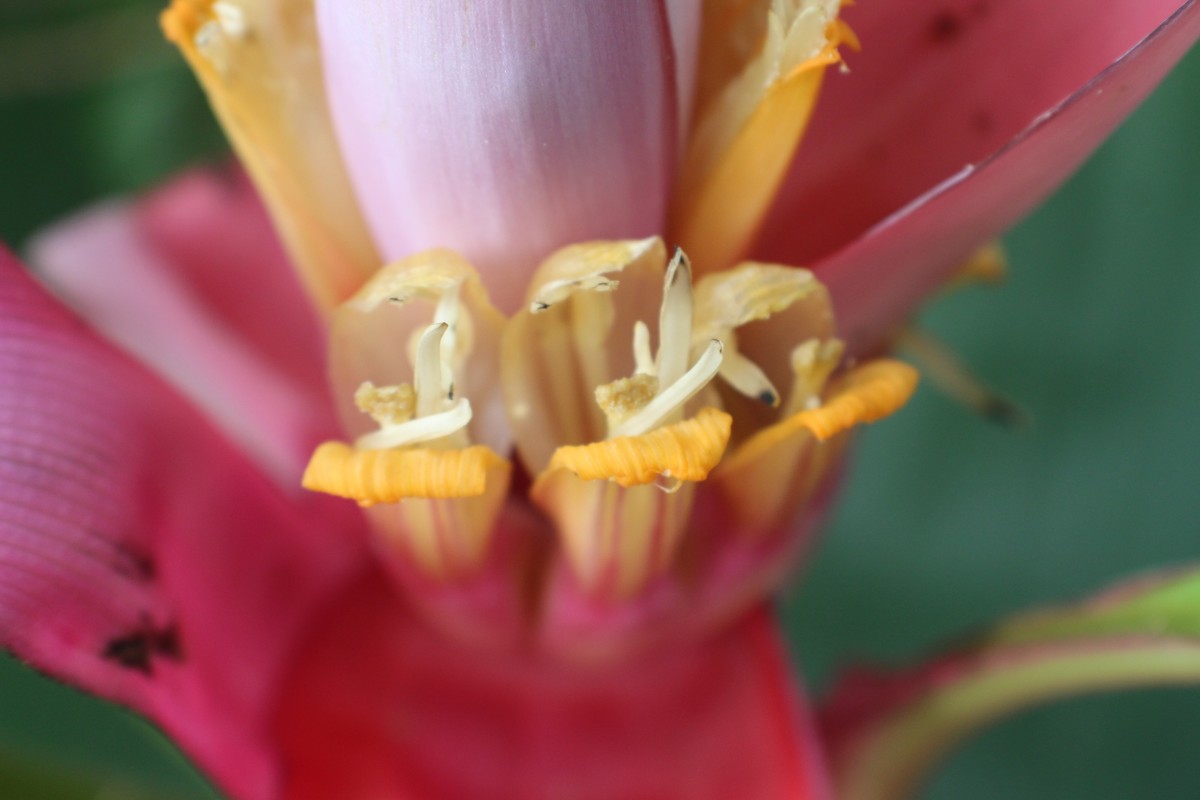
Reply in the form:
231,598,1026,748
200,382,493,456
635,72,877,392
831,19,862,52
302,441,509,505
795,360,919,442
951,242,1009,289
545,407,732,489
161,0,248,73
162,0,242,38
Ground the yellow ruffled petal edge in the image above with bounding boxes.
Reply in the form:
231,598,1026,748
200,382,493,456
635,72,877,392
543,407,733,488
303,442,509,505
672,16,852,274
721,359,918,471
162,0,378,310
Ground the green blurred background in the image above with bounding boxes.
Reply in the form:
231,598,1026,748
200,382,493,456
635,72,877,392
0,2,1197,797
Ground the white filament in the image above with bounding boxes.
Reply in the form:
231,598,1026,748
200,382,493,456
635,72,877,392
656,249,693,387
610,340,724,439
355,399,473,451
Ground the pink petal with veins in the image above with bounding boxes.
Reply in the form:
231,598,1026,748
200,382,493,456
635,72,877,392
315,0,680,313
275,574,830,800
758,0,1195,266
776,0,1200,353
0,249,365,799
29,170,338,484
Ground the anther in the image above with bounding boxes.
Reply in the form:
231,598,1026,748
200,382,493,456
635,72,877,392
657,249,693,387
610,339,724,439
718,350,781,408
355,381,416,426
785,338,845,415
414,323,450,417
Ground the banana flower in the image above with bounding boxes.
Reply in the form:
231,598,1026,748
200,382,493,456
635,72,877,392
1,1,1197,798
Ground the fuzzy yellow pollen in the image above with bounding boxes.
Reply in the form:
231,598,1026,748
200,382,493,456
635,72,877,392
302,442,505,505
787,338,846,414
790,360,919,441
355,381,415,426
547,407,732,488
595,374,660,424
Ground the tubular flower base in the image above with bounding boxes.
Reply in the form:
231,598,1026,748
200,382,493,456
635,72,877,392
0,0,1197,798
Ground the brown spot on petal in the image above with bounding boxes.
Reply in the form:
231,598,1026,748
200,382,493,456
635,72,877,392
102,622,183,675
971,110,996,136
112,541,156,581
929,12,964,44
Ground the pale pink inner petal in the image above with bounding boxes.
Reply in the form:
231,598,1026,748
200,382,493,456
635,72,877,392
810,1,1200,354
756,0,1192,267
666,0,704,139
29,170,337,485
0,250,365,799
274,571,830,800
315,0,677,313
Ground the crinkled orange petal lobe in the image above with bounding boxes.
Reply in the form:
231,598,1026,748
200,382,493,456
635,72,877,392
162,0,378,310
715,360,917,534
545,407,733,488
787,359,918,441
302,442,508,504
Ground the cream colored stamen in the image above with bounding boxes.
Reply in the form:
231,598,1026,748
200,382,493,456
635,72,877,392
355,398,473,451
610,339,724,439
719,350,781,407
414,323,450,418
432,281,463,391
632,321,655,375
355,321,473,451
657,249,694,387
594,249,728,439
784,338,845,415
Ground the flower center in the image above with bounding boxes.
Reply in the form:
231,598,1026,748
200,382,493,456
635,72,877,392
353,282,473,451
592,251,727,440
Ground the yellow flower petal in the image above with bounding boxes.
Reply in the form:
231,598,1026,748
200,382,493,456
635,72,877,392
162,0,378,310
673,0,848,273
